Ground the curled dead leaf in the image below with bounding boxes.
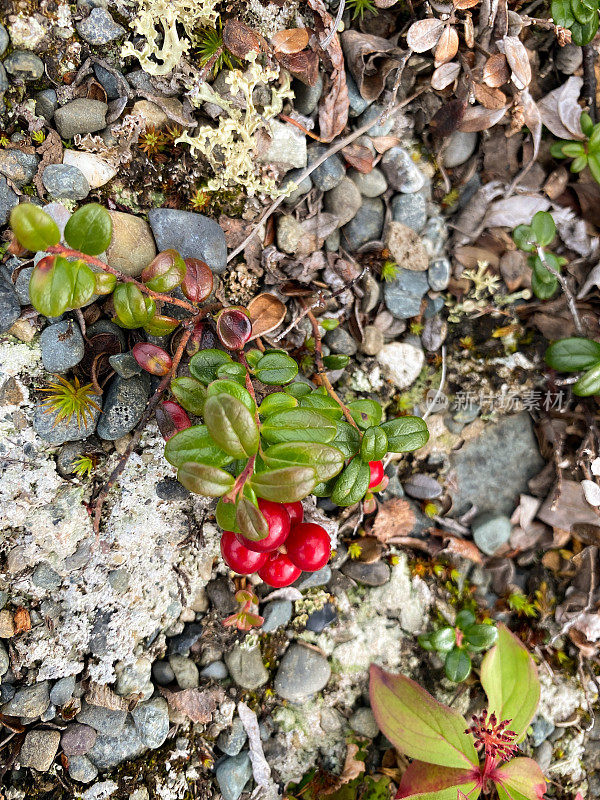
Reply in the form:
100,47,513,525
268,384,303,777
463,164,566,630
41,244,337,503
86,682,130,711
13,606,31,635
502,35,531,90
308,0,349,141
474,82,507,110
434,25,459,66
160,686,225,723
248,293,286,339
431,530,483,563
458,103,509,132
483,53,510,88
454,0,480,8
271,27,310,54
275,49,320,86
431,61,461,90
342,142,374,172
538,76,585,140
371,135,402,153
372,498,416,542
223,19,264,59
322,743,366,795
407,18,445,52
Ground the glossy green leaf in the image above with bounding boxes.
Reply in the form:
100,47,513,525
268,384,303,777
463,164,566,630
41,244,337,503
549,140,570,158
570,12,599,45
285,381,313,399
69,260,96,308
261,408,337,444
572,0,596,23
418,633,435,651
581,111,595,137
530,211,555,247
589,124,600,150
141,249,186,292
323,354,350,370
64,203,112,255
455,610,476,629
588,151,600,183
512,224,537,253
253,350,298,385
545,337,600,371
369,665,479,769
164,424,233,468
259,392,298,416
571,155,589,172
112,283,155,328
245,349,263,368
396,761,480,800
551,0,575,25
445,648,471,682
300,392,343,420
463,623,498,651
177,462,235,496
10,204,60,252
216,496,241,533
216,362,247,383
347,398,383,430
236,496,269,541
480,623,540,741
320,318,339,331
29,256,73,317
380,416,429,452
94,271,117,296
494,757,546,800
573,362,600,395
312,479,334,497
170,377,207,416
531,270,557,300
561,141,587,157
189,349,233,385
250,466,317,503
431,627,456,652
204,394,259,459
361,426,388,462
262,441,345,482
207,379,255,413
143,314,180,336
332,420,361,458
331,458,370,506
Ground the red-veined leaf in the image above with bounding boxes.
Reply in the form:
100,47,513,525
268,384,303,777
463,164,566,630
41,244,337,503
396,761,481,800
493,757,546,800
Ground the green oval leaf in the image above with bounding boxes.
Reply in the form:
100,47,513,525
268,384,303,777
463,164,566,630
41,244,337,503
261,408,337,444
587,151,600,182
259,392,298,416
285,381,313,399
455,609,476,630
64,203,113,255
141,249,186,293
262,441,345,482
69,260,96,308
204,393,259,458
333,420,361,458
235,496,269,541
445,648,472,682
323,354,350,370
360,426,388,462
164,424,233,468
573,362,600,396
331,458,370,507
143,315,180,336
10,204,60,252
216,496,241,533
29,256,73,317
207,379,255,413
170,377,207,416
112,283,155,328
431,627,456,653
530,211,556,247
380,416,429,452
300,392,343,420
545,337,600,371
463,623,498,652
253,350,299,385
216,362,247,383
347,398,383,430
189,349,233,385
530,270,557,300
551,0,575,25
250,466,317,503
177,462,235,497
512,224,536,253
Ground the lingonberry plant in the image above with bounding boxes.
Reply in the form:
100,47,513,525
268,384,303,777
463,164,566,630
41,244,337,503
370,624,545,800
418,610,497,683
545,336,600,396
10,201,430,588
551,111,600,180
512,210,565,300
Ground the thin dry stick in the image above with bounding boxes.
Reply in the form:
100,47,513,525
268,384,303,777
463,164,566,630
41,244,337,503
226,88,427,263
321,0,346,49
536,246,584,336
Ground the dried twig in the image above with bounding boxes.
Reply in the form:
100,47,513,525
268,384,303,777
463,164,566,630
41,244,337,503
321,0,346,49
582,44,597,123
537,246,584,336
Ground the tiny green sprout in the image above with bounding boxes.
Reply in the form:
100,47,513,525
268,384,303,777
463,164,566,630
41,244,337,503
409,321,424,335
348,542,363,559
551,110,600,182
423,501,438,518
512,210,566,300
189,187,210,211
72,454,95,479
381,260,400,282
222,589,264,631
321,318,339,332
31,130,45,144
40,376,102,429
418,609,498,682
507,590,538,618
545,336,600,396
197,22,237,74
0,134,10,147
346,0,378,20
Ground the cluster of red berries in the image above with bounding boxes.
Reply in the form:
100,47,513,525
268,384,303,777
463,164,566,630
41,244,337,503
220,461,385,588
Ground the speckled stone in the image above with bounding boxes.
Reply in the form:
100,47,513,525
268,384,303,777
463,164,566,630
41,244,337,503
76,7,126,44
19,729,61,771
96,374,150,440
3,51,44,81
0,150,39,187
274,643,331,701
54,99,108,140
148,208,227,274
307,144,345,191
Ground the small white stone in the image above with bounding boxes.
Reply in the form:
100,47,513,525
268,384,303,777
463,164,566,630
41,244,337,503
63,150,116,189
582,479,600,507
591,457,600,476
377,341,424,390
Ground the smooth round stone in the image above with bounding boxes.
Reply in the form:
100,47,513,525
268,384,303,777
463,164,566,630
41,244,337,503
224,645,268,690
325,228,340,252
361,272,380,313
421,315,447,352
0,24,8,57
32,562,61,590
261,600,292,633
34,396,101,445
341,560,391,586
93,63,121,99
61,723,97,756
40,320,85,372
0,643,9,677
356,103,395,137
403,474,443,500
96,374,150,440
282,168,312,205
35,89,58,120
341,197,384,250
306,603,337,633
169,654,200,689
76,703,127,734
294,565,331,590
63,150,117,189
4,51,44,81
346,70,371,116
324,176,362,227
421,216,448,258
442,131,478,168
131,697,170,749
87,720,145,770
67,755,98,783
148,208,227,274
115,657,152,697
42,164,90,201
384,268,429,319
108,568,130,594
76,7,125,44
307,144,345,191
276,215,304,255
325,326,357,356
216,752,253,800
0,276,20,334
361,325,384,355
0,149,39,186
531,716,555,747
556,43,582,74
105,210,156,277
349,167,387,197
274,643,331,701
217,717,248,757
381,147,425,193
0,64,8,94
350,708,379,738
155,477,189,501
200,660,228,680
293,73,323,115
50,675,76,706
472,513,512,556
385,221,428,271
377,341,424,390
19,729,61,772
2,682,50,718
108,352,142,380
534,741,553,773
391,193,427,232
424,295,444,318
168,622,203,655
54,99,108,139
428,258,451,291
152,660,175,686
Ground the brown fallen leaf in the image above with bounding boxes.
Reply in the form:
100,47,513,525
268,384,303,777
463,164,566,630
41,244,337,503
160,686,225,724
223,19,264,59
322,743,366,794
406,18,445,52
308,0,349,141
431,97,467,138
483,53,510,88
431,530,484,563
272,28,310,54
340,30,405,103
454,0,480,8
372,498,416,542
13,606,31,635
503,35,531,90
275,49,320,86
458,104,509,132
342,143,374,173
248,293,286,339
473,82,507,110
86,682,130,711
435,26,459,67
431,62,461,91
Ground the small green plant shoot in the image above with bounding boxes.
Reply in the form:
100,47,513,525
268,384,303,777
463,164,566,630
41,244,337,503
551,111,600,180
418,611,498,683
512,210,565,300
545,336,600,396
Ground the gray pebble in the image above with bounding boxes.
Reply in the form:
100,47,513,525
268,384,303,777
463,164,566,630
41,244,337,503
108,351,142,379
32,562,62,590
361,325,384,356
534,740,553,773
0,276,20,334
391,193,427,232
4,51,44,81
168,622,203,655
206,577,237,614
306,603,337,633
76,702,127,734
0,150,39,187
325,327,357,356
34,400,101,445
294,565,332,590
0,177,18,226
293,74,323,115
472,513,512,556
341,197,384,250
67,754,98,783
115,658,152,698
36,89,58,120
42,164,90,201
341,560,391,586
531,715,555,747
403,474,443,500
61,723,98,756
2,681,50,718
224,644,268,690
152,660,176,685
421,315,447,352
356,103,395,137
381,147,425,193
54,99,108,140
0,63,8,94
93,63,122,100
0,24,8,57
87,319,127,349
428,257,451,291
216,752,253,800
384,268,429,319
349,707,379,738
282,168,312,205
556,43,583,74
346,70,371,116
324,176,362,226
131,697,170,748
442,131,477,168
50,675,76,706
76,7,126,44
218,717,248,756
325,228,340,252
261,600,292,633
96,373,150,440
19,729,61,772
0,643,9,677
169,654,199,689
155,477,190,501
421,216,448,258
307,144,345,191
40,320,85,372
274,643,331,702
87,719,146,770
349,167,387,197
108,568,130,594
148,208,227,274
200,660,228,680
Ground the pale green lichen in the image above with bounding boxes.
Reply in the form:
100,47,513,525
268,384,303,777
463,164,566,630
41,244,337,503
177,55,293,195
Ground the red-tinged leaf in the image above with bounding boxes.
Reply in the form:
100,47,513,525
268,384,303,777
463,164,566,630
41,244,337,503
216,306,253,350
342,143,374,172
272,27,309,54
431,62,461,91
161,401,191,436
434,26,459,66
483,53,510,87
480,624,540,742
369,664,478,769
503,35,531,90
430,98,467,139
275,49,320,86
132,343,173,376
396,761,481,800
407,18,445,52
182,257,214,303
458,104,509,132
493,757,546,800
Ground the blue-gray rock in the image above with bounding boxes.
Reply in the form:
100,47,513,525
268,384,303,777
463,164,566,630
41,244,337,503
132,697,170,749
152,661,175,686
50,675,76,706
403,474,443,500
261,600,292,633
282,168,312,205
325,326,357,356
54,99,108,140
472,513,512,556
341,560,391,586
307,144,345,191
0,643,9,677
421,216,447,258
384,268,429,319
76,703,127,734
346,70,371,116
108,568,130,593
349,167,387,197
96,373,150,440
76,7,126,44
108,351,142,379
341,197,384,250
391,193,427,232
306,603,337,633
32,562,62,590
40,320,85,372
3,51,44,81
356,103,395,137
200,660,228,679
274,643,331,701
0,150,39,186
442,131,478,168
168,622,203,655
224,644,268,690
217,717,248,756
0,64,8,94
93,63,122,100
531,716,555,747
295,565,332,590
216,752,253,800
87,719,146,770
0,276,20,333
19,729,61,772
0,24,8,57
36,89,58,120
61,723,98,755
424,295,444,318
325,228,340,252
534,741,553,773
155,477,190,501
2,681,50,718
0,177,18,226
349,707,379,738
428,258,451,291
42,164,90,201
293,74,323,115
67,755,98,783
381,147,425,193
33,397,101,445
324,176,362,226
148,208,227,274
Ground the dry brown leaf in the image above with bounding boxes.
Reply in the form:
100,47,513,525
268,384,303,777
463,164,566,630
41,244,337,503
272,27,310,54
458,104,509,132
538,76,585,140
407,18,445,52
342,142,374,172
13,606,31,635
454,0,480,8
309,0,349,141
160,686,225,723
473,82,507,110
355,536,384,562
372,498,416,542
502,35,531,90
275,49,320,86
322,744,366,795
375,0,399,6
371,135,402,153
223,19,264,58
340,31,405,103
434,26,459,66
483,53,510,87
86,682,130,711
431,530,484,563
431,97,467,138
431,61,461,90
248,293,286,339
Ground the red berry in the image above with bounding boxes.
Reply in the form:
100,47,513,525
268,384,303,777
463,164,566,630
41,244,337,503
368,460,385,489
221,531,267,575
283,501,303,525
236,499,291,553
257,552,301,587
285,522,331,572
